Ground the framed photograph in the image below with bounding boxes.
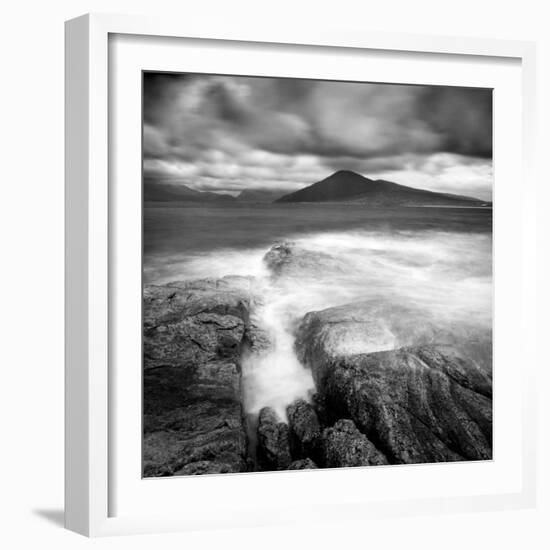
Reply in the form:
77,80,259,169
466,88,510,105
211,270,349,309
65,13,537,536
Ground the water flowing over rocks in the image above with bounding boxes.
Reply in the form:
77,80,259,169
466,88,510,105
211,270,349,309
296,300,492,375
263,241,347,279
243,320,273,354
143,238,493,475
295,303,493,464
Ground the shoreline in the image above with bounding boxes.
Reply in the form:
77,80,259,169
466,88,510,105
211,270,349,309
142,240,493,477
144,200,493,209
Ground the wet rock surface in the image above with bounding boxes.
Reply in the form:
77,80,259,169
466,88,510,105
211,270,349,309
143,244,492,475
287,399,322,461
296,303,493,464
243,320,273,354
263,242,347,279
143,277,256,477
322,419,388,467
256,407,292,471
296,300,492,376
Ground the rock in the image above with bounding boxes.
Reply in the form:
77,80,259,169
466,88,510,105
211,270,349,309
296,302,398,371
296,301,492,375
311,393,330,427
263,242,346,279
173,460,236,476
322,419,388,468
286,399,321,461
143,279,253,372
303,345,492,464
288,458,318,470
143,361,248,476
143,277,255,477
256,407,292,471
243,320,272,354
296,302,493,465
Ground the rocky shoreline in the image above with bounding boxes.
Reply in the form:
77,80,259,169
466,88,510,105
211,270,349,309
143,242,492,476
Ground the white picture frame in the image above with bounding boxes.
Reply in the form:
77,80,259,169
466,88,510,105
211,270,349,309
65,12,537,537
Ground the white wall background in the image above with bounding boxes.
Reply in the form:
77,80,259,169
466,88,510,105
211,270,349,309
0,1,547,548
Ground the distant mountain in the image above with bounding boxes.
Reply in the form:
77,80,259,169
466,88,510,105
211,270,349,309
275,170,488,207
237,189,287,203
144,178,236,202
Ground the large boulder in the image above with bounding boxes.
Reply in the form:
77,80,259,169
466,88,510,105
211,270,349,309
295,303,493,465
286,399,322,461
143,276,256,370
296,301,492,376
143,277,256,477
322,419,388,468
256,407,292,471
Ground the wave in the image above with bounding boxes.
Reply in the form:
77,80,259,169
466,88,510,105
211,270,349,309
145,229,492,418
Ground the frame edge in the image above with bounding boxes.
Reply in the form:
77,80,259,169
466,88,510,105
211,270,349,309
64,11,538,536
65,13,91,537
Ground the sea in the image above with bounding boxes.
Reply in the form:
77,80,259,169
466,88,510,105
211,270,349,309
144,202,493,418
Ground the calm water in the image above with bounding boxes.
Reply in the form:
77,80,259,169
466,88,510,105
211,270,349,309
144,202,492,418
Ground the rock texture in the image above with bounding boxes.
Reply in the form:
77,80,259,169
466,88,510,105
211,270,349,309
243,320,272,354
322,419,388,468
287,399,322,461
256,407,292,471
288,458,318,470
263,242,346,279
296,300,492,375
296,303,493,465
143,276,257,477
143,245,493,475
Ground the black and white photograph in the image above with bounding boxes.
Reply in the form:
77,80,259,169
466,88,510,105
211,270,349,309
142,73,493,477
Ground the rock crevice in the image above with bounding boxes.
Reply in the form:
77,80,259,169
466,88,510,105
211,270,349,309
143,242,493,475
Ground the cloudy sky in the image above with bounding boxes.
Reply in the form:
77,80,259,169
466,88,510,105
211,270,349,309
143,73,493,200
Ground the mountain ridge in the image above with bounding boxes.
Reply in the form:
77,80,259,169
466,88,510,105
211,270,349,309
275,170,489,206
144,178,236,202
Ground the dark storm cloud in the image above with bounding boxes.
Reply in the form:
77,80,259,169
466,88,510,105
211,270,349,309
324,148,489,175
418,87,493,158
143,73,493,198
143,73,185,125
325,155,415,174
